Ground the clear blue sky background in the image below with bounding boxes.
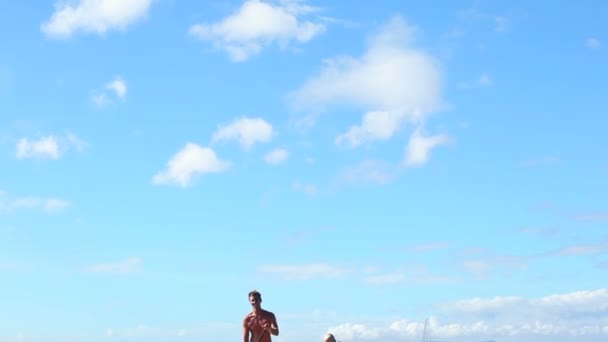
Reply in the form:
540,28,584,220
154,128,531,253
1,1,607,342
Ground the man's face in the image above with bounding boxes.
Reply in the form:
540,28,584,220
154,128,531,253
249,295,261,308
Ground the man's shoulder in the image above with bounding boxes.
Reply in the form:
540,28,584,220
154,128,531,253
261,309,276,317
243,312,254,320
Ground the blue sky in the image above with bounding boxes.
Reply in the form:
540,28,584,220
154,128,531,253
1,0,607,341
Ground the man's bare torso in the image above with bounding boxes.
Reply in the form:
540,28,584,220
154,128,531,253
243,310,275,342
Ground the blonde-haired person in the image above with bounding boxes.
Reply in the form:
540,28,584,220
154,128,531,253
324,333,338,342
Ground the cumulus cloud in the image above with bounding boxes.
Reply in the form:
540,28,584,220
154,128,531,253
86,257,141,275
327,289,608,342
153,143,230,187
292,15,444,147
15,132,88,160
403,129,451,167
258,263,348,280
265,148,289,165
189,0,325,62
211,117,273,149
41,0,153,39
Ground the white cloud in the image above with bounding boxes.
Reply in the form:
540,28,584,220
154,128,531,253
44,199,71,213
16,136,60,160
336,111,406,147
86,257,141,275
403,129,451,167
15,132,88,160
265,148,289,165
292,16,443,148
327,289,608,342
92,77,127,106
106,77,127,99
153,143,230,187
0,192,71,215
189,0,325,62
586,37,601,50
41,0,153,39
258,263,348,280
211,117,273,149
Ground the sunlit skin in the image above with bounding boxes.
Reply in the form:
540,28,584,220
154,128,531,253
243,292,279,342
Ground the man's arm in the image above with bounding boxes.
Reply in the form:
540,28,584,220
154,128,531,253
269,313,279,336
243,321,250,342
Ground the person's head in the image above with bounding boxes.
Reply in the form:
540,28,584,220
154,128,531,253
324,333,336,342
248,290,262,309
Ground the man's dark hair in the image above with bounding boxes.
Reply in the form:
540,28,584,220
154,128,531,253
248,290,262,300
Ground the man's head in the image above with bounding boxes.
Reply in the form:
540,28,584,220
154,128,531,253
324,333,336,342
248,290,262,309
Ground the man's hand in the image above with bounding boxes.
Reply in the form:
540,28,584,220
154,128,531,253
263,323,275,333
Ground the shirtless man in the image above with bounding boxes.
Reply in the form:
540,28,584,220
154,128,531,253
243,290,279,342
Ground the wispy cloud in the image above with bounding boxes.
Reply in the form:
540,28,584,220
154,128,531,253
407,242,451,253
41,0,153,39
92,77,127,106
0,191,71,215
335,160,396,186
586,37,601,50
86,257,141,275
494,16,510,32
543,241,608,257
258,263,348,280
575,212,608,222
189,0,325,62
211,117,273,150
459,249,528,280
520,155,560,167
265,148,289,165
153,143,230,187
512,226,560,238
292,181,318,195
364,272,406,285
459,73,493,89
364,265,458,286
